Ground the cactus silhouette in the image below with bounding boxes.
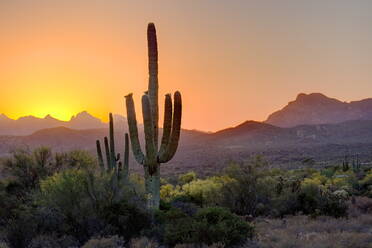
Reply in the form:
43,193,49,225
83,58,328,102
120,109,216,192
352,154,361,172
96,113,129,181
125,23,182,209
342,155,349,172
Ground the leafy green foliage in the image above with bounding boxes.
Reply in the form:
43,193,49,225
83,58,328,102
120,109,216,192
39,169,90,218
160,207,254,247
100,201,150,241
178,172,197,185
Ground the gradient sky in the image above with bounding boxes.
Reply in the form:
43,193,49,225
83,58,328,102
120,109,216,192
1,0,372,131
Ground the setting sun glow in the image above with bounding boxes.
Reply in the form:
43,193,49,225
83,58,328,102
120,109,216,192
1,1,372,131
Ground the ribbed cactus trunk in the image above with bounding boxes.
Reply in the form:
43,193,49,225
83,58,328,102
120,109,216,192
125,23,182,209
145,166,160,209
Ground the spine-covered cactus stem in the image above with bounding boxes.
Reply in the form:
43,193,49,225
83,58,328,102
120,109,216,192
125,23,182,209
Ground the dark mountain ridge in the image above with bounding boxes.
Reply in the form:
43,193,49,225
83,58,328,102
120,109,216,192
1,93,372,175
1,119,372,175
265,93,372,127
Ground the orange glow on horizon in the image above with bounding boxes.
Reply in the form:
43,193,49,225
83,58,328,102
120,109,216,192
1,1,372,131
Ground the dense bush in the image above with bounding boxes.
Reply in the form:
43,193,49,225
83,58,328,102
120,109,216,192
298,181,348,217
39,169,89,218
161,175,232,207
192,207,254,246
100,201,150,240
159,207,254,247
219,157,273,216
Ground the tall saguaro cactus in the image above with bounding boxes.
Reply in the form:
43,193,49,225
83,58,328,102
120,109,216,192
125,23,182,209
96,113,129,181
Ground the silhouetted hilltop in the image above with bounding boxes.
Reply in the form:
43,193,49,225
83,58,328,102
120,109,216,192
0,111,108,135
69,111,106,130
266,93,372,127
2,93,372,135
212,121,280,139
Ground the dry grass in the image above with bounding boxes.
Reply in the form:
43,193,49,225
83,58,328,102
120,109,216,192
130,237,159,248
174,243,224,248
248,213,372,248
127,201,372,248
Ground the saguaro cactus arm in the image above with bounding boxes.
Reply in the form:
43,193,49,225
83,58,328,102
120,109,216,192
147,23,159,148
123,133,129,179
104,137,111,170
125,93,145,165
142,94,157,166
109,113,116,169
159,91,182,163
96,140,105,169
158,94,173,158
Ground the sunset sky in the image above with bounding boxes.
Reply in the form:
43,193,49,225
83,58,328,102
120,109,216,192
1,0,372,131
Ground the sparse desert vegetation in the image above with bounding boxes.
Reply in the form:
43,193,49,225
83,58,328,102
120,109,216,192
0,146,371,247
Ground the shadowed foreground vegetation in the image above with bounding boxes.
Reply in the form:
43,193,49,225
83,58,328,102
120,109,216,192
0,147,371,247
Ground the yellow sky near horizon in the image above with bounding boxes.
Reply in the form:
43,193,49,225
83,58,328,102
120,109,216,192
1,1,372,131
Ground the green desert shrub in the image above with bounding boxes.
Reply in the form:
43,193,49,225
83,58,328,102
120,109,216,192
39,169,89,218
219,158,275,216
161,207,254,247
5,218,33,248
4,149,45,190
178,172,197,185
359,170,372,196
65,150,96,170
37,168,147,243
180,176,232,207
192,207,254,246
298,181,348,217
100,201,150,241
161,175,233,207
4,205,76,248
3,148,96,191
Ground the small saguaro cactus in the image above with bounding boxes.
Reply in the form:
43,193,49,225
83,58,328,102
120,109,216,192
352,154,361,172
96,113,129,181
342,155,349,172
125,23,182,209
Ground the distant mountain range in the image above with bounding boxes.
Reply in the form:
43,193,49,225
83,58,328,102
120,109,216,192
1,93,372,175
0,111,128,136
1,119,372,175
2,93,372,135
266,93,372,127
